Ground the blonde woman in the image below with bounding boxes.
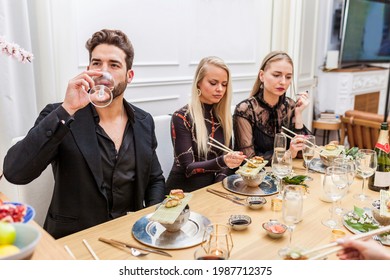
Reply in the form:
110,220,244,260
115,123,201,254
166,56,246,193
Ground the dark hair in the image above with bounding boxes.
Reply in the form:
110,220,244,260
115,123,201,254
85,29,134,70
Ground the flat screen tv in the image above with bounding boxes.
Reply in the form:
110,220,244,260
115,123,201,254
339,0,390,67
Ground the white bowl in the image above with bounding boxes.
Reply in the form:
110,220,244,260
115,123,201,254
246,196,267,209
241,169,266,187
228,214,251,231
0,223,41,260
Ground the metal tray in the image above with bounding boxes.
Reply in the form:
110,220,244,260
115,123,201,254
222,174,278,196
132,211,211,249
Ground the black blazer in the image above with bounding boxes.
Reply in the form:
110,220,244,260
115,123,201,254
3,102,165,239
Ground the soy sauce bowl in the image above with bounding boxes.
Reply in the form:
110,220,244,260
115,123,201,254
228,215,252,231
246,196,267,210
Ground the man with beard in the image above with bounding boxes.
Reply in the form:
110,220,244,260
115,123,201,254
3,29,165,239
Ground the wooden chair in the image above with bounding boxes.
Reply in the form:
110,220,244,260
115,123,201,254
340,110,389,149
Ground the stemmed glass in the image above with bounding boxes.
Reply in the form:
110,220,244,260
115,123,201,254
278,185,304,257
302,135,316,180
322,166,349,228
332,157,356,215
272,150,293,198
274,133,287,163
353,149,377,201
88,71,114,108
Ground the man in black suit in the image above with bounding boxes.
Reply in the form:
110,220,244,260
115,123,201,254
3,29,165,239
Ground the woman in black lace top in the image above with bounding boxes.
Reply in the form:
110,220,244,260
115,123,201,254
166,56,246,193
233,51,311,163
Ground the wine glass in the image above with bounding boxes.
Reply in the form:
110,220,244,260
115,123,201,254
274,133,287,163
88,71,114,108
272,150,293,198
302,135,316,180
322,166,349,228
353,149,377,201
332,157,356,215
278,185,304,257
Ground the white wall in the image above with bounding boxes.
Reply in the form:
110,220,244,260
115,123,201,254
1,0,323,167
43,0,274,116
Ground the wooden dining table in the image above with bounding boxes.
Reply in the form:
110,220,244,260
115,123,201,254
43,158,388,260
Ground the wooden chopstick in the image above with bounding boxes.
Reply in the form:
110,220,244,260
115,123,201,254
208,141,232,154
303,224,390,259
208,137,254,165
281,127,320,149
82,239,99,260
64,245,76,260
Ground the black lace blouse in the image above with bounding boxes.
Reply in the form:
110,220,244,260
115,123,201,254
166,103,231,193
233,91,311,163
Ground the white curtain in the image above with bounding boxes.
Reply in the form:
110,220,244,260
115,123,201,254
0,0,36,168
0,0,57,168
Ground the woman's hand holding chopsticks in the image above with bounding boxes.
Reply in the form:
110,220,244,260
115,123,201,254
208,137,247,169
337,238,390,260
224,151,246,169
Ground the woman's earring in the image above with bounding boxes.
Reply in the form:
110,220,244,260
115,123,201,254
197,89,202,96
260,83,264,89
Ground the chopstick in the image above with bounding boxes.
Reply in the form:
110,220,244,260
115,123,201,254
207,188,246,206
281,127,320,149
82,239,99,260
304,224,390,259
208,137,254,165
64,245,76,260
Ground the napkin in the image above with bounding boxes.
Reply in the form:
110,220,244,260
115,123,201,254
149,193,192,224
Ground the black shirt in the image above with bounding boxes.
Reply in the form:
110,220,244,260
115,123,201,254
92,102,137,218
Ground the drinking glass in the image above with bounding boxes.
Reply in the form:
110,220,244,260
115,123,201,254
272,150,293,198
322,166,348,228
332,157,356,215
274,133,287,163
353,149,377,201
88,71,114,108
302,135,316,180
195,224,233,260
278,185,304,257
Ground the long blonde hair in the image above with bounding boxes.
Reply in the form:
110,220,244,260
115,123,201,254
250,51,294,97
188,56,233,158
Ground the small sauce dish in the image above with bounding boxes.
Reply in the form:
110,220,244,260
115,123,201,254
262,220,287,239
228,214,252,231
246,196,267,209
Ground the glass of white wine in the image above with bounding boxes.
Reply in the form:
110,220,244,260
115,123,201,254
272,150,293,198
302,135,316,180
274,133,287,163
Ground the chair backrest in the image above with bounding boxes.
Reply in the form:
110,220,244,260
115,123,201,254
153,115,174,180
0,136,54,226
340,110,389,149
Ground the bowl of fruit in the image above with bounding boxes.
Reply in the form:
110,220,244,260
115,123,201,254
0,200,35,223
0,222,41,260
